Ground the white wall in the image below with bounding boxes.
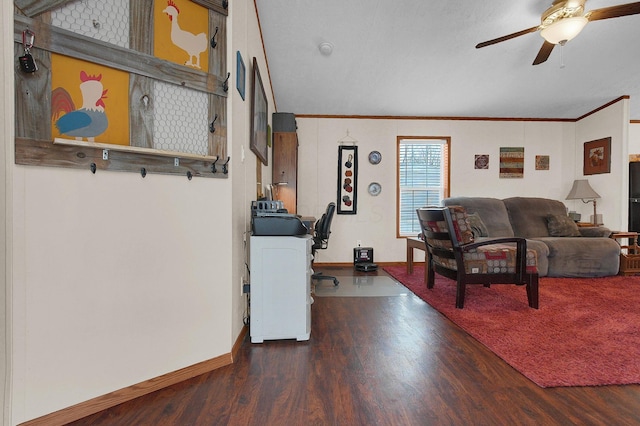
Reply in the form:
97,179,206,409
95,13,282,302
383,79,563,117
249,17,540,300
2,2,277,423
2,0,13,423
574,99,630,231
297,111,629,264
230,1,276,341
12,169,232,422
629,122,640,153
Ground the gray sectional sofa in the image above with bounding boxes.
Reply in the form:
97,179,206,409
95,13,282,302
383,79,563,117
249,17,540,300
443,197,620,277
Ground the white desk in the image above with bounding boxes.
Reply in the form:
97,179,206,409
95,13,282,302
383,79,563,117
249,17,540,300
249,234,313,343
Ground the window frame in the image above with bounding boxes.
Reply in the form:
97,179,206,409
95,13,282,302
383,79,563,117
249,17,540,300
396,136,451,238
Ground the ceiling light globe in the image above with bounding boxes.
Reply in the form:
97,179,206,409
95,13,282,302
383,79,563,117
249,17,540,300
541,16,588,44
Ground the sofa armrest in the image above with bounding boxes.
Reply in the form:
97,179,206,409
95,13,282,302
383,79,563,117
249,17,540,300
578,226,611,238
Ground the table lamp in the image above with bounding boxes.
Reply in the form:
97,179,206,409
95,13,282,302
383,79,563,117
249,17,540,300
566,179,601,225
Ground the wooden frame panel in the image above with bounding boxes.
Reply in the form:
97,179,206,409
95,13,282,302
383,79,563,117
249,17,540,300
13,1,228,179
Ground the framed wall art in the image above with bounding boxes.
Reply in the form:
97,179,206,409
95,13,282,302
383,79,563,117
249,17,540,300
236,51,245,100
499,147,524,178
583,137,611,175
250,57,268,166
535,155,550,170
474,154,489,169
337,145,358,214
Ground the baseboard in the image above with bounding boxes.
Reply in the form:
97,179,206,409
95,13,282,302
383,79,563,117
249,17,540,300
232,325,249,362
20,327,249,426
315,261,406,268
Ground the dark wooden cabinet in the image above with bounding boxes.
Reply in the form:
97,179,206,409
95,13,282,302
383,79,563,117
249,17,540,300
272,132,298,214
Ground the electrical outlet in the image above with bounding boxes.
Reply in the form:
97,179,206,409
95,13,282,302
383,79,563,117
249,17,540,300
357,240,362,247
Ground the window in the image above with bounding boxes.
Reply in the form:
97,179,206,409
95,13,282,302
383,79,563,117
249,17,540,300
397,137,450,237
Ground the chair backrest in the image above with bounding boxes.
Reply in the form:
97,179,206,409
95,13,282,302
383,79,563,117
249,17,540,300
313,202,336,249
416,207,459,272
416,206,475,272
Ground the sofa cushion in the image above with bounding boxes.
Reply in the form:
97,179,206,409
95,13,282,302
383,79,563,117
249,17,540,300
444,197,514,237
503,197,568,238
546,214,581,237
533,237,620,277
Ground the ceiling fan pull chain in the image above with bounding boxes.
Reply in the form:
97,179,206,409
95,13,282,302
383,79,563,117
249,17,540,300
560,43,565,69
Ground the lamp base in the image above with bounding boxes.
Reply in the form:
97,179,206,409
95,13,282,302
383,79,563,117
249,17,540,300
590,214,603,225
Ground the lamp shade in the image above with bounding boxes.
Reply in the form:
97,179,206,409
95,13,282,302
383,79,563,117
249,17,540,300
540,16,588,44
566,179,600,200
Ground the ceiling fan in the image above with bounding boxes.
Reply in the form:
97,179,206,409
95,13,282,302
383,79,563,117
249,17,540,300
476,0,640,65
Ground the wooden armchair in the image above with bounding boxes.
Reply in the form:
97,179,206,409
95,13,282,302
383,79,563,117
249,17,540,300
416,206,539,309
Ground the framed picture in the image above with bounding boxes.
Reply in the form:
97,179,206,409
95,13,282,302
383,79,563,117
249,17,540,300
236,51,245,100
474,154,489,169
535,155,550,170
584,137,611,175
337,145,358,214
250,57,268,166
499,147,524,178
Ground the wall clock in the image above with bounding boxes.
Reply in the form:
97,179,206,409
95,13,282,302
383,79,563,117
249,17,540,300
368,150,382,165
368,182,382,196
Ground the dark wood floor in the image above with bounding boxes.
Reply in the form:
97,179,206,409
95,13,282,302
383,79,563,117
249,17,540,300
69,267,640,425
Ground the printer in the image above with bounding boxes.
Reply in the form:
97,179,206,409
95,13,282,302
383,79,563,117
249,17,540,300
251,201,308,236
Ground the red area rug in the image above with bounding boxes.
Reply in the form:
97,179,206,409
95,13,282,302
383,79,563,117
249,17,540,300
384,265,640,388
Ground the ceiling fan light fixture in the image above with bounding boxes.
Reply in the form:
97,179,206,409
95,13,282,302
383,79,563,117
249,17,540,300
540,16,588,44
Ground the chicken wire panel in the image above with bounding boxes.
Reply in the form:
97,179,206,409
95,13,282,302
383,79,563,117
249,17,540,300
51,0,130,49
153,81,209,156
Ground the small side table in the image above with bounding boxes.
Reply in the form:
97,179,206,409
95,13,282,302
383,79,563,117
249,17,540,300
406,237,426,274
610,232,640,275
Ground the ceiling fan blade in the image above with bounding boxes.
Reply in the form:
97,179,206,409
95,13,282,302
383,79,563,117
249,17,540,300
476,26,540,48
587,2,640,21
532,41,555,65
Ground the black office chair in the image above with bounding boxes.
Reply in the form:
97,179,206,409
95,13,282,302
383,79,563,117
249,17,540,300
312,202,339,286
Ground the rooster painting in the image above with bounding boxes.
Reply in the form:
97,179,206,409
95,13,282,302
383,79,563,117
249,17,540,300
162,0,207,69
52,71,108,142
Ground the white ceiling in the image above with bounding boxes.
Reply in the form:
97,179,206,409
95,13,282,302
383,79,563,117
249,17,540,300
255,0,640,120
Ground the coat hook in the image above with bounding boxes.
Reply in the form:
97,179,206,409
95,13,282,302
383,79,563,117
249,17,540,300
90,163,97,174
209,114,218,133
222,72,230,92
187,171,193,180
223,0,228,9
211,157,218,173
222,156,230,174
140,167,146,178
210,26,219,48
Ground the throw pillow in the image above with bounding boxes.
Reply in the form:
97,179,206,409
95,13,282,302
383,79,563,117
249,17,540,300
447,205,475,244
467,212,489,238
546,214,581,237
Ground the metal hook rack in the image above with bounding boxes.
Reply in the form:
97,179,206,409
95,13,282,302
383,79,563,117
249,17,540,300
222,72,230,92
222,156,230,174
210,26,219,48
209,114,218,133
